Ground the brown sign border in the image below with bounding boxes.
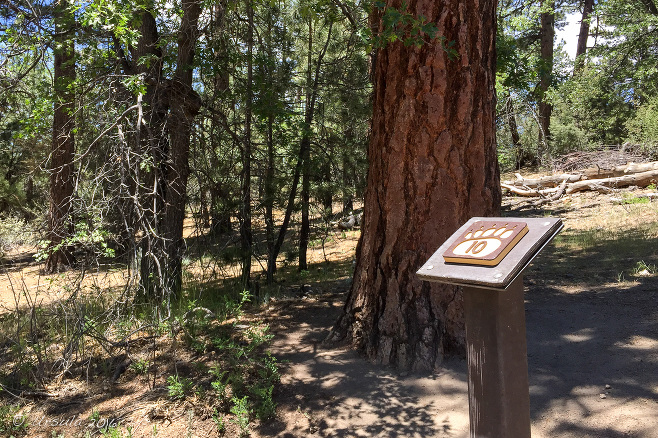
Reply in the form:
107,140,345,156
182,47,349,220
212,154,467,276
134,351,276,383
442,220,529,266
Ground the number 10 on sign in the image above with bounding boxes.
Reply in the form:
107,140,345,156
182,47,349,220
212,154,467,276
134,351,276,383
443,221,529,266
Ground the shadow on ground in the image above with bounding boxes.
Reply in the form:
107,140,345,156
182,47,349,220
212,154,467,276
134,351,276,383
259,292,469,438
258,223,657,437
525,276,657,436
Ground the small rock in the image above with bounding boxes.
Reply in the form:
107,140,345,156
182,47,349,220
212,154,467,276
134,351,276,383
599,393,607,399
605,384,611,390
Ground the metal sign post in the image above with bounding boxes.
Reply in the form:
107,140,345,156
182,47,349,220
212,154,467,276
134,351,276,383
417,217,563,438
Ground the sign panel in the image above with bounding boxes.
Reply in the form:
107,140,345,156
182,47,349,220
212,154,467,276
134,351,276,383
443,221,528,266
417,217,563,289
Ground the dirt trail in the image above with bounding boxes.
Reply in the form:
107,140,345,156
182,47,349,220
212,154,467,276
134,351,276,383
254,272,657,438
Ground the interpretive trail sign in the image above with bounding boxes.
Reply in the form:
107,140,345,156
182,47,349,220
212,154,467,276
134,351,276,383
442,220,529,266
417,217,563,438
418,217,563,289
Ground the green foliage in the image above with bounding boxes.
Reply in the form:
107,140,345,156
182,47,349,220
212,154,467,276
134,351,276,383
208,322,279,426
230,396,251,436
0,216,35,257
626,95,658,146
619,193,650,205
100,425,133,438
370,1,449,51
631,260,656,276
555,70,632,146
212,410,226,433
166,375,194,400
129,358,151,375
35,220,115,262
549,119,592,156
0,404,28,436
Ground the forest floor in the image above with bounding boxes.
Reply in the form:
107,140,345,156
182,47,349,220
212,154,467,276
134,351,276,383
0,185,657,437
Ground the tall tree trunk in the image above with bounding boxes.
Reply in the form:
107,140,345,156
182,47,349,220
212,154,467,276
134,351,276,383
574,0,595,73
266,136,306,282
328,0,501,371
46,0,76,273
266,20,332,281
321,158,333,214
263,14,276,270
265,112,275,265
505,91,531,168
298,18,314,272
127,1,200,302
240,0,254,289
163,0,202,298
538,0,555,163
131,8,169,302
506,92,521,149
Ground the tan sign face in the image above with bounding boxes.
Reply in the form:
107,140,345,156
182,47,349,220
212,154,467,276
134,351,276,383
443,221,529,266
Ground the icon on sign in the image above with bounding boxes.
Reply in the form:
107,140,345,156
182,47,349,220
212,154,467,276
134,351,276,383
443,221,528,266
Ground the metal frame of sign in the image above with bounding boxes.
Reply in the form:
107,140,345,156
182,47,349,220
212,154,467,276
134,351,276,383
417,217,563,290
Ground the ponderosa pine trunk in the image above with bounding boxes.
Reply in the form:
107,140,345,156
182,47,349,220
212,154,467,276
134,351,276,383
119,0,200,302
328,0,501,371
574,0,594,72
46,0,76,273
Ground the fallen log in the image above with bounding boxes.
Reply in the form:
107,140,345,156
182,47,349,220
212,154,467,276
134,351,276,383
581,160,658,179
565,169,658,194
505,161,658,188
503,173,583,188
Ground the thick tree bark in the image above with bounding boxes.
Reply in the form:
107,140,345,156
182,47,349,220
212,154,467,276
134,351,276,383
574,0,594,72
538,0,555,162
46,0,76,273
328,0,501,371
131,7,170,301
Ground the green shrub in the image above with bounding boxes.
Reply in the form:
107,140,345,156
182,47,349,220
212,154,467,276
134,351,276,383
166,375,194,400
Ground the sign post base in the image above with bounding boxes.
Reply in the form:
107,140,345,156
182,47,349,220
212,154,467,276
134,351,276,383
463,276,531,438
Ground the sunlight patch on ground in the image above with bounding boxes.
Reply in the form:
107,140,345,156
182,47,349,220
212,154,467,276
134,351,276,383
561,328,595,343
0,264,131,313
615,335,658,352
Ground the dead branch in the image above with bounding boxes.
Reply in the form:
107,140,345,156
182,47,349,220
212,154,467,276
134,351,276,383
501,183,561,197
534,179,569,205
